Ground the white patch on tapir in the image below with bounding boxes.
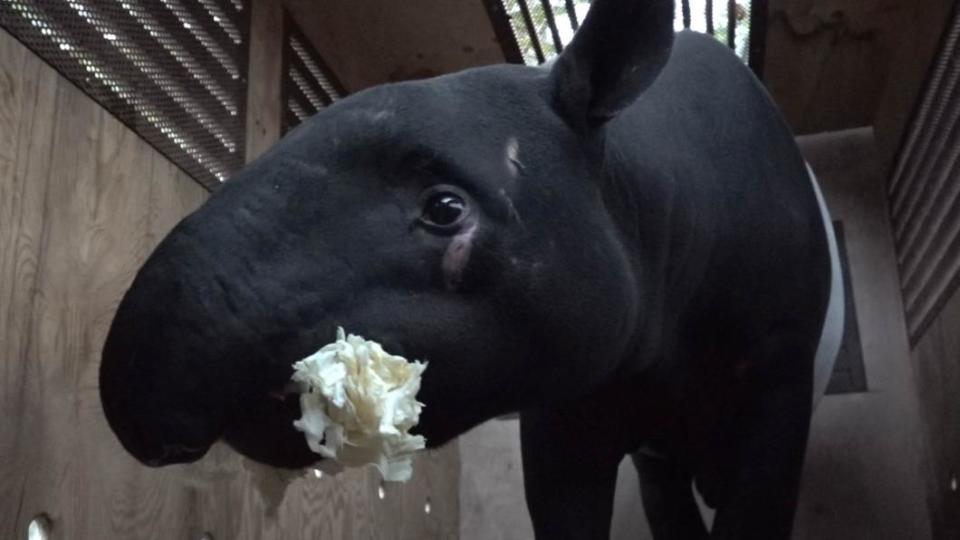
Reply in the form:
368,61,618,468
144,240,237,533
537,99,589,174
366,109,393,123
505,137,524,177
442,223,477,290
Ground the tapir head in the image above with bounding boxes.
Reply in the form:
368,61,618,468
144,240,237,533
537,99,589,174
100,0,675,468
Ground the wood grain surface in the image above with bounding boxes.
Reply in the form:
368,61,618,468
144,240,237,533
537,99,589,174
246,0,284,163
912,290,960,539
0,27,459,540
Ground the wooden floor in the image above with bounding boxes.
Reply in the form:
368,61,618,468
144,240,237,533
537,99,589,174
0,27,459,540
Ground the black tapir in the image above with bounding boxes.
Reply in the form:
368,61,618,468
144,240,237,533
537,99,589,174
99,0,844,537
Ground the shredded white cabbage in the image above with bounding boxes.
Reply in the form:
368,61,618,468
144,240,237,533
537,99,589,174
291,328,428,482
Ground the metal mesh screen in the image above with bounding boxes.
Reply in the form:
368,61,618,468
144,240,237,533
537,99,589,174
888,3,960,344
280,11,344,135
0,0,249,190
491,0,764,73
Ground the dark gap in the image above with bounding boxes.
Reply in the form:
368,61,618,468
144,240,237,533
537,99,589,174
171,0,239,66
706,0,714,35
0,0,248,188
280,9,345,134
727,0,737,48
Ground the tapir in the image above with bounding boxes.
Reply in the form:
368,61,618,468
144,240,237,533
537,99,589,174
99,0,844,538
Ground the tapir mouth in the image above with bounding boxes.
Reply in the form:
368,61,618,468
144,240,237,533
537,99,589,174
100,275,446,470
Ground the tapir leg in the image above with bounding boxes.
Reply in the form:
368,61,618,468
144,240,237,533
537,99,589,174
633,452,710,540
708,333,816,540
520,406,625,539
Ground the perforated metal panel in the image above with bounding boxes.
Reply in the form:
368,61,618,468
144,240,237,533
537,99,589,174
0,0,249,189
280,11,344,135
888,3,960,344
488,0,763,71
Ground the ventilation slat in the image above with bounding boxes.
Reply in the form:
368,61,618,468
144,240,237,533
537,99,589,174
288,38,337,103
889,19,960,201
162,0,241,77
888,4,960,343
906,232,960,336
197,0,241,45
904,190,960,309
896,113,960,274
280,10,344,134
289,67,324,111
11,1,230,167
891,61,960,227
0,0,248,187
706,0,714,35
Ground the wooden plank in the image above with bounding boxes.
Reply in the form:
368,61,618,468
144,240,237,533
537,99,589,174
911,287,960,536
727,0,736,48
706,0,714,35
245,0,283,162
0,29,60,538
0,25,459,540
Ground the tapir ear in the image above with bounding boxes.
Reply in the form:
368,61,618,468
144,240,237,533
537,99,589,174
548,0,675,129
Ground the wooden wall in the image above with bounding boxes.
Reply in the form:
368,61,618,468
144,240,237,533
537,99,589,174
282,0,505,92
912,288,960,539
0,24,458,540
763,0,955,175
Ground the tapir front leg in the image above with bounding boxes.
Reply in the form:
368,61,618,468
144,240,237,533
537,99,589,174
634,451,710,539
709,333,816,540
520,405,627,539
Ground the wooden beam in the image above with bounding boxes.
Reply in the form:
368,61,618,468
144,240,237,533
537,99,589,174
748,0,768,78
564,0,579,31
517,0,546,64
706,0,714,35
245,0,283,162
727,0,736,48
540,0,564,53
483,0,525,63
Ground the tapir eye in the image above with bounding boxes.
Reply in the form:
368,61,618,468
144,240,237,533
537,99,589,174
419,186,469,231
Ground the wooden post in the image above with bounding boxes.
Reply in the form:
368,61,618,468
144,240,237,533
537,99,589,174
245,0,284,163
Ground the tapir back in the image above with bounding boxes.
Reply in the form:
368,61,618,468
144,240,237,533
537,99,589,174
604,30,830,361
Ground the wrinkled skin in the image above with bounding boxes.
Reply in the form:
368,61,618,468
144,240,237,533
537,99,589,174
100,1,831,538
